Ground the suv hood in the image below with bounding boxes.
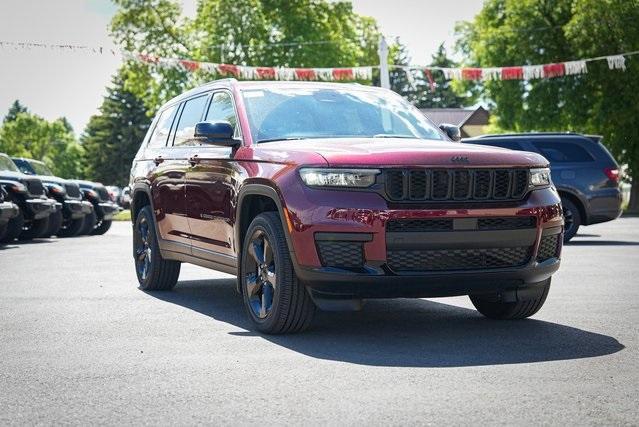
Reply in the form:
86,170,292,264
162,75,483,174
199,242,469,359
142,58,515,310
257,138,548,168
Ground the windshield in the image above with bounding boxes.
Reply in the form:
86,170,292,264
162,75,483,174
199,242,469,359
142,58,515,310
0,154,20,172
241,86,444,143
30,160,53,175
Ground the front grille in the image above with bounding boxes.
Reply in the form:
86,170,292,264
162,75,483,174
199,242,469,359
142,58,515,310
25,179,45,196
95,186,110,202
387,247,531,272
316,241,363,268
537,234,561,262
384,168,529,202
64,182,81,199
386,216,536,233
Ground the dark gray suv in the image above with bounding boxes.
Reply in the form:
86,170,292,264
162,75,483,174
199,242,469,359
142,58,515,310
464,133,622,242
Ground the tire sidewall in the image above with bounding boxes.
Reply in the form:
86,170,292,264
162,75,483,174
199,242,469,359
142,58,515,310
561,197,581,241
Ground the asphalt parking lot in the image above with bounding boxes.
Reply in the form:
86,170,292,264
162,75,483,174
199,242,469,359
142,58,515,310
1,218,638,425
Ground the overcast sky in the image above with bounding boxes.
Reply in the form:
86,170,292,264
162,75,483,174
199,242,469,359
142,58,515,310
0,0,483,134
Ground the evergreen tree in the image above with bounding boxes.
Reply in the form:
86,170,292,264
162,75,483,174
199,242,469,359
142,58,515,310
3,100,28,123
82,69,151,186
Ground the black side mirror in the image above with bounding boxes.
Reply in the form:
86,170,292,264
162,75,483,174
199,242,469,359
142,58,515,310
194,121,239,146
439,123,461,142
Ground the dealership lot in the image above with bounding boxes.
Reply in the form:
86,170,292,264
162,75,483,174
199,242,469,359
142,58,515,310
0,218,637,425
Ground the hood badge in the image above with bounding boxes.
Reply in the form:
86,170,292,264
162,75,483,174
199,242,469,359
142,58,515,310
451,156,470,164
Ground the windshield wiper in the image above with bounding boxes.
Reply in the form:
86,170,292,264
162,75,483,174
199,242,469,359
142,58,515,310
257,137,306,144
372,134,417,139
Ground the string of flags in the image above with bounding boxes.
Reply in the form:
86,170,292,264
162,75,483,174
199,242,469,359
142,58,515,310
2,40,637,82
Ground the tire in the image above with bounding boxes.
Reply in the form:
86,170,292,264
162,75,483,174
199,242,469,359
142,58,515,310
470,278,551,320
561,197,581,243
41,209,63,238
80,209,97,235
58,217,85,237
0,209,24,243
0,224,7,242
240,212,315,334
91,219,112,235
133,205,180,290
20,216,50,240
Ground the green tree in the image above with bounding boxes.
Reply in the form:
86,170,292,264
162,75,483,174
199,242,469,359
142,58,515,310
0,112,84,178
110,0,383,113
82,70,151,186
3,100,28,123
459,0,639,211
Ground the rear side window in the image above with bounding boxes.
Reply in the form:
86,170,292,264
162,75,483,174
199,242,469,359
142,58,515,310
532,140,595,162
148,105,178,149
173,95,209,146
476,139,524,151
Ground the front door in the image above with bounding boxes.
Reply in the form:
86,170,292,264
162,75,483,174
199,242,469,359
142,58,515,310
185,91,241,261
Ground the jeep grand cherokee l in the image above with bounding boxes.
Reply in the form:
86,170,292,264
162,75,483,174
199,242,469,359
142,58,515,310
463,133,622,242
12,157,93,237
130,80,563,334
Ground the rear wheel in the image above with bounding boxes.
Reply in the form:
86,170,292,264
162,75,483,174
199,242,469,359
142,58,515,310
0,209,23,243
470,279,551,320
20,216,50,240
561,197,581,243
240,212,315,334
41,209,63,238
133,205,180,290
91,219,112,235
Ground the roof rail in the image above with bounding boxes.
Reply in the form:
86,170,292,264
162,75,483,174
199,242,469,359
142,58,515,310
474,131,582,139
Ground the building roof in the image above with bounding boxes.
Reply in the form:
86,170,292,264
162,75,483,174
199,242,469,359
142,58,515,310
420,106,489,127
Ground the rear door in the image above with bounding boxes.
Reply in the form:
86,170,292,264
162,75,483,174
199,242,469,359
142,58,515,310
144,104,192,248
184,90,241,261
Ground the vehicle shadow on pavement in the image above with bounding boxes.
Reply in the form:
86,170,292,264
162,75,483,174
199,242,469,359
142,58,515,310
566,240,639,246
148,278,624,368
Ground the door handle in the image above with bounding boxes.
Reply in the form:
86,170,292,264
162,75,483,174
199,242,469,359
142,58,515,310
188,155,201,166
153,156,164,166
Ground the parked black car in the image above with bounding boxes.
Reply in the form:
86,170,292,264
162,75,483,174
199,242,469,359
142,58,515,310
0,153,57,242
0,186,20,242
464,132,622,241
12,157,93,237
73,180,120,235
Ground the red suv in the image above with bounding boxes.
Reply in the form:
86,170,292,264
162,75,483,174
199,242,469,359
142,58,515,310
130,79,563,334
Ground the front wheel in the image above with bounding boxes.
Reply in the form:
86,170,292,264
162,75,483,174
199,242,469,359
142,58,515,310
133,206,180,290
58,217,85,237
91,219,112,235
80,209,97,235
470,279,551,320
240,212,315,334
41,209,63,238
20,216,50,240
0,209,24,243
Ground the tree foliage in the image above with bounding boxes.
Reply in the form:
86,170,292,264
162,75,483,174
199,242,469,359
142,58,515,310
111,0,383,113
82,70,151,187
0,107,84,178
459,0,639,210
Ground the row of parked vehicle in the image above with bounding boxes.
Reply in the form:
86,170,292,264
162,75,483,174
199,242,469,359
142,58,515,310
0,153,121,243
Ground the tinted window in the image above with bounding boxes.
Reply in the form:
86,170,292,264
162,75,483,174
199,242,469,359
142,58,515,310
173,95,209,146
11,158,34,174
205,92,238,136
477,139,524,151
532,140,594,162
148,105,178,149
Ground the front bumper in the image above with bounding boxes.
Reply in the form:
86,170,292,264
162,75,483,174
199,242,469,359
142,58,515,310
280,182,563,301
0,201,19,226
24,198,57,219
64,199,92,219
96,202,120,220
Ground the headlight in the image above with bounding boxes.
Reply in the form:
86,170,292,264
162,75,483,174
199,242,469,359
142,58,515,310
48,184,66,196
299,168,380,188
10,182,27,193
530,168,551,187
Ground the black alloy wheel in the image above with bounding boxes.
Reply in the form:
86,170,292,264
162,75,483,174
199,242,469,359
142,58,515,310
560,197,581,243
244,229,277,319
135,215,153,282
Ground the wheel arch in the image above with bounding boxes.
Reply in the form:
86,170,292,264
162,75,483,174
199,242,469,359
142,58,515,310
131,184,153,223
557,188,587,225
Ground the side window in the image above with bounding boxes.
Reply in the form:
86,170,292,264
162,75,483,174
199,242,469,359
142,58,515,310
148,105,177,149
532,140,595,163
205,92,239,137
173,95,209,146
